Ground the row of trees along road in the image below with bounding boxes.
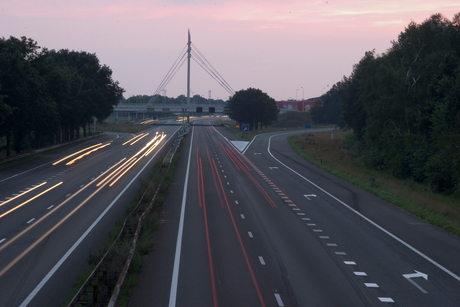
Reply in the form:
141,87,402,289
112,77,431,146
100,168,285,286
225,88,279,131
314,13,460,196
0,36,124,157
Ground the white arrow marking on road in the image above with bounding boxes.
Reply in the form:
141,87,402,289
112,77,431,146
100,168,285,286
403,270,428,293
304,194,317,200
403,270,428,280
269,166,278,170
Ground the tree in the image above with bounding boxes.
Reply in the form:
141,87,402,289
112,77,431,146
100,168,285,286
226,88,278,130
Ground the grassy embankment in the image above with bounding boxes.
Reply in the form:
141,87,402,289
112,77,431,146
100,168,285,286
289,130,460,237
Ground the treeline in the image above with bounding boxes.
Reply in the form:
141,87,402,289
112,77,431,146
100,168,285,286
121,94,227,105
0,36,124,157
316,13,460,196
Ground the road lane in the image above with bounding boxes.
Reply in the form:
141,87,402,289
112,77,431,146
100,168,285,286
131,123,460,307
132,122,371,306
0,125,180,306
243,130,460,306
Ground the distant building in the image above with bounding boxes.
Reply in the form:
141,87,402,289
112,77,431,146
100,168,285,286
276,98,320,113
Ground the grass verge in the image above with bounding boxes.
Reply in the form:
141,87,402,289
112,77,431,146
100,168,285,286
289,131,460,237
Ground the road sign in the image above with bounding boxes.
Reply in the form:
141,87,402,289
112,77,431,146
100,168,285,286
242,123,249,132
305,124,311,129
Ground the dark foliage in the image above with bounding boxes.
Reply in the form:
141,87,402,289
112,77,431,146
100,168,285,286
335,13,460,196
0,36,124,155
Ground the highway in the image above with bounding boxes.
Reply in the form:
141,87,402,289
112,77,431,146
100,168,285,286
130,118,460,306
0,124,181,306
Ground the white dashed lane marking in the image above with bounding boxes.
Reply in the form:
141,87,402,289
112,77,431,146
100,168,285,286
0,238,6,244
248,232,253,238
365,283,379,288
354,272,367,276
274,293,285,306
235,200,239,204
344,261,357,265
27,218,35,224
379,297,395,303
240,214,245,219
259,256,266,265
47,205,54,210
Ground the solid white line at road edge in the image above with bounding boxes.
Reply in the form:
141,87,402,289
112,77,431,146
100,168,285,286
267,133,460,283
19,127,180,307
168,126,195,307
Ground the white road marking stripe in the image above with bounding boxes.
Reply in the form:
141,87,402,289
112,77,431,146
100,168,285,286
307,223,316,226
354,272,367,276
365,283,379,288
319,236,329,239
274,293,284,306
27,218,35,224
227,182,230,185
235,201,239,204
344,261,356,265
297,213,305,216
0,238,6,244
241,214,245,219
248,232,253,238
66,194,71,197
335,252,346,255
47,205,54,210
378,297,394,303
230,190,233,194
327,243,337,247
80,185,84,188
292,208,300,211
301,218,311,221
259,256,266,265
313,229,323,232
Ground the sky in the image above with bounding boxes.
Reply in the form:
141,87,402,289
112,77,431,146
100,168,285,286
1,0,459,101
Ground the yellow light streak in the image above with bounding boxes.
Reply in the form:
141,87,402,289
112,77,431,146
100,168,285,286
141,119,155,124
96,156,137,187
52,143,104,165
144,134,166,157
0,182,63,219
65,143,111,165
0,175,112,277
129,133,148,145
0,182,47,208
0,157,135,277
122,133,144,146
134,135,160,157
109,158,142,187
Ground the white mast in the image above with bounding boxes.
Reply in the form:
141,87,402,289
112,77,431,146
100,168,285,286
187,30,191,108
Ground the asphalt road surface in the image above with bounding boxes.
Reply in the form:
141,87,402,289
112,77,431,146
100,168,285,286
130,119,460,307
0,124,181,306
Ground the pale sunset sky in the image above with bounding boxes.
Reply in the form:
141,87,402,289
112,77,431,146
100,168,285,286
1,0,459,101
